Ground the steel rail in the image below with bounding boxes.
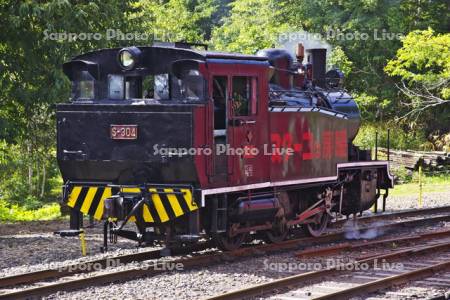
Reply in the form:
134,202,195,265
296,228,450,258
231,214,450,259
313,260,450,300
1,208,450,299
205,242,450,300
331,205,450,227
0,242,209,288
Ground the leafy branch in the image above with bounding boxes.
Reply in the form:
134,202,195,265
397,79,450,120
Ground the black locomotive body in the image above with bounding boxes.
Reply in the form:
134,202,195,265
58,42,393,250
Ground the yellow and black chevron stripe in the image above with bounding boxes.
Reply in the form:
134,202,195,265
66,186,198,223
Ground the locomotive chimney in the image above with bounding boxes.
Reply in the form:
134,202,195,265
295,43,304,63
309,48,327,87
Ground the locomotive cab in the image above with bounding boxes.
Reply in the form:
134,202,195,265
59,46,209,184
57,44,272,246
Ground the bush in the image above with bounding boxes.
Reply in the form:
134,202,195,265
353,123,429,151
392,166,413,184
0,140,61,208
0,200,61,222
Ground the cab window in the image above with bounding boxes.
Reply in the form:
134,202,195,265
108,74,124,99
72,71,95,100
231,76,257,116
108,75,143,100
142,71,205,101
171,69,206,101
212,76,228,130
154,74,170,100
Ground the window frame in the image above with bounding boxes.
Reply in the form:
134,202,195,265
72,70,95,101
230,75,258,119
107,74,125,100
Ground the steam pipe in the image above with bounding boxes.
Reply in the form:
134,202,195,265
295,43,304,63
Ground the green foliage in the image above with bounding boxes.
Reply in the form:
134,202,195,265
384,29,449,139
390,176,450,197
0,200,60,222
353,93,390,122
281,0,449,124
353,124,428,151
385,30,450,85
0,140,60,207
329,46,353,76
0,1,137,208
211,0,290,53
417,171,450,185
133,0,218,43
385,29,450,101
392,166,413,184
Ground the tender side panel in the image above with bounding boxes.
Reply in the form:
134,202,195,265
269,110,350,182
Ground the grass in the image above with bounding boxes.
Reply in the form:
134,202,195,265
390,172,450,196
391,182,450,196
0,201,61,222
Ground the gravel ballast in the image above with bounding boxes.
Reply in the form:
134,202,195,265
43,223,450,300
1,190,449,299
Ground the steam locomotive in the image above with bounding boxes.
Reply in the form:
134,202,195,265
58,42,393,250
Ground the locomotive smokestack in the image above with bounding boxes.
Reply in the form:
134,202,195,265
295,43,304,63
309,48,327,87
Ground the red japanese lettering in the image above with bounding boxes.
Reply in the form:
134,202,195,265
322,131,333,160
270,133,282,163
302,132,313,160
335,130,348,158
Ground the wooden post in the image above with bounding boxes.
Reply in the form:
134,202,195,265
79,229,87,256
418,164,423,208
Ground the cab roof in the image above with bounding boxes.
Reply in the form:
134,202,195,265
63,45,268,81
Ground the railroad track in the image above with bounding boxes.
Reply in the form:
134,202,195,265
207,238,450,300
0,241,211,289
1,206,450,299
331,204,450,227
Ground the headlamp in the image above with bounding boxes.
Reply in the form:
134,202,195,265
117,47,141,70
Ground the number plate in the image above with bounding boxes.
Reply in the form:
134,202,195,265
110,125,138,140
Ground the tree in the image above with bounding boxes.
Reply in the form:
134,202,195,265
132,0,218,43
385,29,450,118
280,0,449,122
0,0,137,205
211,0,290,54
329,46,353,76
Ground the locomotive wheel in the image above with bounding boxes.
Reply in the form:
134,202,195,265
305,212,330,237
264,218,289,244
215,223,248,251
